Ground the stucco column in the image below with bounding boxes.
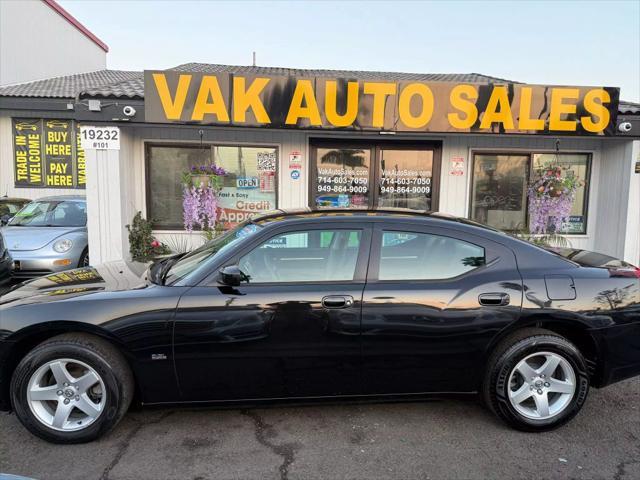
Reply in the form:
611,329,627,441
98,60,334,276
596,139,640,264
84,128,131,265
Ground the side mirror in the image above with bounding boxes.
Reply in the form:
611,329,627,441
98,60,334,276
0,215,11,226
219,265,248,286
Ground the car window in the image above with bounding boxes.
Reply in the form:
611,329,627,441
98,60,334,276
164,222,263,285
9,200,86,227
378,231,485,280
238,229,362,283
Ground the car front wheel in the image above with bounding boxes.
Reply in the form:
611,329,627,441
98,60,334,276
10,333,133,443
483,328,590,431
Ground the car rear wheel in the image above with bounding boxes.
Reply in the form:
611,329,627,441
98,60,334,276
10,333,133,443
483,328,590,431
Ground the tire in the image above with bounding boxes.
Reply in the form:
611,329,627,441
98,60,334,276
482,328,589,432
10,333,134,444
78,248,89,268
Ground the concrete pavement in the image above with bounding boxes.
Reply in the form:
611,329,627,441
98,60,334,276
1,377,638,480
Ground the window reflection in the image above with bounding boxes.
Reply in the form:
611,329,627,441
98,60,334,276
379,232,485,280
239,230,362,283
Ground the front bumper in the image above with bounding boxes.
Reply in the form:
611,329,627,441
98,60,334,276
8,249,81,279
0,253,11,285
0,338,14,411
591,322,640,388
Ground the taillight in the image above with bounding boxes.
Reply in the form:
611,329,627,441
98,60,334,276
608,266,640,278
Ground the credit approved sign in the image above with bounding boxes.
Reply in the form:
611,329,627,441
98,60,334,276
145,70,620,136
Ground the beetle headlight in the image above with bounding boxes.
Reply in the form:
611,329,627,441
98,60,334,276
53,239,73,253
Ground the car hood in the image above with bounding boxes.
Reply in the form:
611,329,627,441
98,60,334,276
1,226,85,251
0,261,148,306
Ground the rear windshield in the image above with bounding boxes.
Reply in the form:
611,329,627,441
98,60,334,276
547,248,633,269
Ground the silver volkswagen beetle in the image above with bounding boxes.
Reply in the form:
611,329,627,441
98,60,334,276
0,195,88,279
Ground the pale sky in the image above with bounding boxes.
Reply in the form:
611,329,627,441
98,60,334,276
59,0,640,102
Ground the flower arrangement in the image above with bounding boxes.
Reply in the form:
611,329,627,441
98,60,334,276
181,164,227,237
528,163,584,234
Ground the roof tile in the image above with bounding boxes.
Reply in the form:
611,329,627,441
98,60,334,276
0,70,139,98
0,63,636,116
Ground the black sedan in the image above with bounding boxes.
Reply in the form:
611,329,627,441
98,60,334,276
0,209,639,444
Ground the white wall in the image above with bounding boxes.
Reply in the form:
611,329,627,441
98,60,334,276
85,129,133,264
0,0,106,86
74,124,639,265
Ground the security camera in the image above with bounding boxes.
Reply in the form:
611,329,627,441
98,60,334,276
618,122,632,133
122,105,136,117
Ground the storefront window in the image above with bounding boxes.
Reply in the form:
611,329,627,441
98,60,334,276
532,154,589,234
147,144,277,229
470,152,591,234
470,154,529,231
314,147,371,208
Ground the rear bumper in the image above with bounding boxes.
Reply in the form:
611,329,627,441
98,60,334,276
590,322,640,388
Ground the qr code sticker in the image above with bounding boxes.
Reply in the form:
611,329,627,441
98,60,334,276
257,152,277,172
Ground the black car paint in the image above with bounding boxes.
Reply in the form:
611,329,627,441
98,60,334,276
0,211,638,411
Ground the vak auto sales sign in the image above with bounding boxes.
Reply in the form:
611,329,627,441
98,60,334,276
144,70,619,135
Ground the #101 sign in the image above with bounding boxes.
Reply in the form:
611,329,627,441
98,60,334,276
80,126,120,150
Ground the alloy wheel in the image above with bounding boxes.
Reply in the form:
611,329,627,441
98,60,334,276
507,351,576,420
26,358,106,432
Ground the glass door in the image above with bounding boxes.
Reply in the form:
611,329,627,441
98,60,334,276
377,147,435,211
310,140,440,211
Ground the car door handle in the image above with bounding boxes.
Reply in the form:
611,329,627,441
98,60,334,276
478,293,510,306
322,295,354,309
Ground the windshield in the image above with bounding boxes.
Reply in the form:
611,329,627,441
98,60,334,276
9,200,87,227
162,221,263,285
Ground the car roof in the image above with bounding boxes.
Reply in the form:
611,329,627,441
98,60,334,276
253,208,500,231
0,197,30,202
33,195,86,202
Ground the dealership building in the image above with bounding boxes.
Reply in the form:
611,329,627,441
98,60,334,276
0,63,639,267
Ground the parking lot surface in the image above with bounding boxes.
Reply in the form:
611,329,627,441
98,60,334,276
0,377,638,480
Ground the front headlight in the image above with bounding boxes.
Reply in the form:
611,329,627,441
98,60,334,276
53,239,73,253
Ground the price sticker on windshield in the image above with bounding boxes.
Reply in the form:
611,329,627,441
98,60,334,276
80,125,120,150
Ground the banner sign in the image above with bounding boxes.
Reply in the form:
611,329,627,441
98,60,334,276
12,118,86,189
144,70,620,136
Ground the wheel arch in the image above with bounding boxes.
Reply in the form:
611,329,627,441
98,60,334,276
1,322,140,411
481,315,602,387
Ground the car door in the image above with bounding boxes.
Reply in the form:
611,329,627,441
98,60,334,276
173,222,372,401
361,222,522,394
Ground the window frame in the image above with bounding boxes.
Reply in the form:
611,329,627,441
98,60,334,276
468,150,592,235
211,222,374,286
144,142,280,230
366,223,492,284
309,138,442,212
